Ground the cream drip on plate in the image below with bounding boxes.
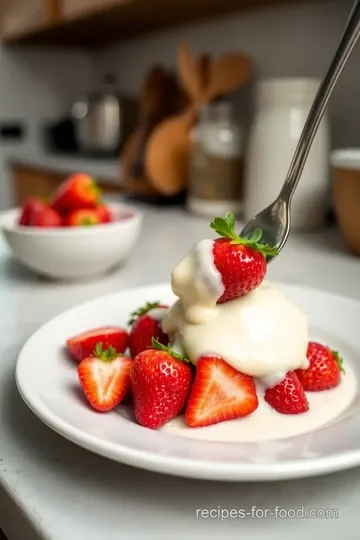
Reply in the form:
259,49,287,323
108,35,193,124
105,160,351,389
163,240,309,387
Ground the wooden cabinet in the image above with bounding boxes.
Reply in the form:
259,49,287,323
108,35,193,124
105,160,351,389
62,0,124,21
0,0,60,39
11,165,122,207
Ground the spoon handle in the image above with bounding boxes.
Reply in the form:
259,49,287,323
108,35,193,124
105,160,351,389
280,0,360,203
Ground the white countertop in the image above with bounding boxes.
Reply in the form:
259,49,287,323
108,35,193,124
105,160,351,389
6,150,120,182
1,204,360,540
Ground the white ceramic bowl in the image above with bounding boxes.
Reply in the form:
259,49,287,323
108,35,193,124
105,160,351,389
0,202,143,280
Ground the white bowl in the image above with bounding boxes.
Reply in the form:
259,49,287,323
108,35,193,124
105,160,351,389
0,202,143,280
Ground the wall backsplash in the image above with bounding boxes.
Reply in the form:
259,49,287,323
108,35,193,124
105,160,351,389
91,0,358,151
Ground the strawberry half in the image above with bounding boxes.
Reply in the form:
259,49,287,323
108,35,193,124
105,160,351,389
66,326,129,362
128,301,169,359
295,342,344,391
78,343,132,412
64,208,101,227
95,204,113,224
210,213,278,303
131,338,193,429
264,372,309,414
51,173,100,213
185,356,258,428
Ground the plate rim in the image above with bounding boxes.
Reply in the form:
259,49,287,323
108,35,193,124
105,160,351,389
15,280,360,482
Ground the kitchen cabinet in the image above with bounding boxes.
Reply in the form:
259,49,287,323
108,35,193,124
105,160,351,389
62,0,125,21
11,165,122,206
0,0,60,40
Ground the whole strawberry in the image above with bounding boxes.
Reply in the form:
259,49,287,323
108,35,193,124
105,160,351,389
295,342,344,391
264,371,309,415
131,338,193,429
210,213,278,303
128,301,169,359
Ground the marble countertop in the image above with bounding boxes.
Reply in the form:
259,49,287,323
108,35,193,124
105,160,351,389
1,204,360,540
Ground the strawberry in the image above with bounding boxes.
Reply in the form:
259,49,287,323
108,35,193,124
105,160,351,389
295,342,344,391
210,213,278,303
264,372,309,414
51,173,100,213
185,356,258,428
128,301,169,359
64,209,101,227
78,343,132,412
18,197,46,226
131,338,193,429
66,326,129,362
95,204,113,224
28,205,62,228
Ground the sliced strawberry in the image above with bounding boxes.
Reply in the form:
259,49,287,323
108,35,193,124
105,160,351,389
64,209,101,227
128,301,169,358
131,338,192,429
95,204,112,223
51,173,100,213
185,356,258,428
78,343,132,412
264,372,309,414
66,326,129,362
295,342,344,391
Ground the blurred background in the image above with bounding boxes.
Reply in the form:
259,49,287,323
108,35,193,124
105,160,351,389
0,0,359,244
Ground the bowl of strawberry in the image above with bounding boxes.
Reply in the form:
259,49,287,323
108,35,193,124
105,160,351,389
0,172,142,280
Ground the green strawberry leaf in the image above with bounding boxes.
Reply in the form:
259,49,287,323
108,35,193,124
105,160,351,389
128,301,161,326
93,341,119,362
151,337,190,363
210,212,278,257
332,350,345,374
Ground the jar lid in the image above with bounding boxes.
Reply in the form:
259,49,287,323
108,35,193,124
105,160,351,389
256,77,321,104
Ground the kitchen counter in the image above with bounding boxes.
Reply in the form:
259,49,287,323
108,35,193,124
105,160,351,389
6,150,120,182
1,204,360,540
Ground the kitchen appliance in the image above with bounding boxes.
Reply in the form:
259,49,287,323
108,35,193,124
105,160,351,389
72,74,137,155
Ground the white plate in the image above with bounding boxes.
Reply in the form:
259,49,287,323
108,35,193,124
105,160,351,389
16,282,360,482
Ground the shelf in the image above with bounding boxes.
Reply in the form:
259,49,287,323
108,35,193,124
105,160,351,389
2,0,319,48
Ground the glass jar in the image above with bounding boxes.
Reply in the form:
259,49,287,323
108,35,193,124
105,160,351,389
187,102,244,217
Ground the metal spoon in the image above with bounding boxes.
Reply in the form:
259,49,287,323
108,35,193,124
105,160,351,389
240,0,360,262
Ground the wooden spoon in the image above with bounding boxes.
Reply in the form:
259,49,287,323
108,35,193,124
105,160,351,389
203,52,252,102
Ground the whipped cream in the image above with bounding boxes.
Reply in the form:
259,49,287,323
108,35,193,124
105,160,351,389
170,239,224,324
164,239,309,386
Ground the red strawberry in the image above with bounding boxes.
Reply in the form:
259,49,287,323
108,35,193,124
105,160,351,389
64,209,101,227
185,356,258,428
78,343,132,412
210,213,278,303
128,301,169,359
18,197,46,226
28,205,62,227
66,326,129,362
51,173,100,213
295,342,344,391
131,338,193,429
95,204,112,223
264,372,309,414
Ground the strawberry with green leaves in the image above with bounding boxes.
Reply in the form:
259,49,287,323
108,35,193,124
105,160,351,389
128,301,169,359
210,213,278,303
295,342,344,391
78,343,132,412
131,338,193,429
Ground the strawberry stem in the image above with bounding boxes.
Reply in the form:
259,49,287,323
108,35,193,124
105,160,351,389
210,212,278,257
332,350,345,374
128,301,161,326
151,337,190,363
93,342,119,362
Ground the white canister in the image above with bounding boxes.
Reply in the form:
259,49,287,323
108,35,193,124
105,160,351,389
244,78,330,230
